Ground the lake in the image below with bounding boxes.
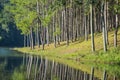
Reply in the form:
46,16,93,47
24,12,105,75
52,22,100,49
0,48,120,80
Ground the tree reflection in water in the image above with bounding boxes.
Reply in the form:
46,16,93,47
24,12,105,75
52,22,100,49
0,55,120,80
25,55,99,80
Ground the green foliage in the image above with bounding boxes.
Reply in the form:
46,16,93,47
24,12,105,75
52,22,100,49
0,0,13,33
1,24,9,32
84,46,120,63
41,15,52,27
12,71,25,80
53,26,61,36
39,0,61,27
53,75,60,80
0,61,11,80
114,4,120,13
83,0,90,15
12,65,26,80
9,0,37,35
74,0,83,6
109,0,120,14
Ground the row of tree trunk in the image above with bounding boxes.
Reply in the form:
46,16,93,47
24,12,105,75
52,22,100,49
23,0,119,52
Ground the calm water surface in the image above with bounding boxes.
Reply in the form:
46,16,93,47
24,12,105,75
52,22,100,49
0,48,120,80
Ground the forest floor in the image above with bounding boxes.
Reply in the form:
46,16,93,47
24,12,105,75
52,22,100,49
14,29,120,64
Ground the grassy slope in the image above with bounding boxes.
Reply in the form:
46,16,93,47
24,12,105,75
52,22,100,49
14,29,120,63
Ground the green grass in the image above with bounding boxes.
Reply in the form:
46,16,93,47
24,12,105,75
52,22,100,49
14,29,120,64
12,65,26,80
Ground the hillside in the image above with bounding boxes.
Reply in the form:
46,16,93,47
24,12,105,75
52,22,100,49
14,29,120,64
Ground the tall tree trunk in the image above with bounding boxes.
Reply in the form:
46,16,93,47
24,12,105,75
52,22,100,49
65,2,69,46
24,35,26,47
66,15,69,46
53,15,56,48
46,27,49,46
114,0,119,47
105,1,109,45
27,34,30,47
90,3,95,52
101,1,107,52
37,24,40,48
114,14,118,47
30,26,34,50
84,15,88,41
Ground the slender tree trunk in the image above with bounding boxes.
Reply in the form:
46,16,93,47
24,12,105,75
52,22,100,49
85,15,88,41
24,35,26,47
36,0,40,48
30,26,34,50
114,14,118,47
101,1,107,52
37,23,40,48
27,34,30,47
53,15,56,48
46,27,49,46
114,0,118,47
65,3,69,46
105,1,109,45
90,3,95,52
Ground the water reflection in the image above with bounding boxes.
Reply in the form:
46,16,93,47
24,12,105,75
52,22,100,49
25,55,99,80
0,54,120,80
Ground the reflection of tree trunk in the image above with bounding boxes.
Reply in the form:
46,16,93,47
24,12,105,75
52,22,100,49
75,69,78,80
34,56,39,80
22,55,25,65
26,55,29,67
114,75,116,80
59,64,62,80
27,56,33,79
38,57,43,80
51,60,54,80
64,65,68,80
84,72,87,80
90,67,94,80
43,58,48,80
24,56,103,80
103,70,107,80
61,65,65,80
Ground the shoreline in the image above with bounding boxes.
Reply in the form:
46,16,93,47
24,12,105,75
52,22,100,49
14,46,120,64
14,30,120,64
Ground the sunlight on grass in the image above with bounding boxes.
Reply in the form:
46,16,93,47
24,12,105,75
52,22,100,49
14,29,120,64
